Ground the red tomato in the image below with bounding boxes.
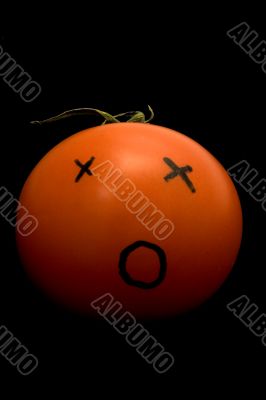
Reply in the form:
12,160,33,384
16,122,242,318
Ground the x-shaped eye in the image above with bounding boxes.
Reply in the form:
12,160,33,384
163,157,196,193
74,156,95,182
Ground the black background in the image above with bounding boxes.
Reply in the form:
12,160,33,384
1,7,266,396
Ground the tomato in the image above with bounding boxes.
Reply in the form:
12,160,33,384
16,122,242,318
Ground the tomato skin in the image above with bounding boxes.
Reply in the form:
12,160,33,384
16,123,242,318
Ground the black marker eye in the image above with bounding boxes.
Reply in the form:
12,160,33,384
74,156,95,182
163,157,196,193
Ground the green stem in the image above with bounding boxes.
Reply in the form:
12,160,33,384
31,106,154,126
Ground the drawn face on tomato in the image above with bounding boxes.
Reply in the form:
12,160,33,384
16,122,242,318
